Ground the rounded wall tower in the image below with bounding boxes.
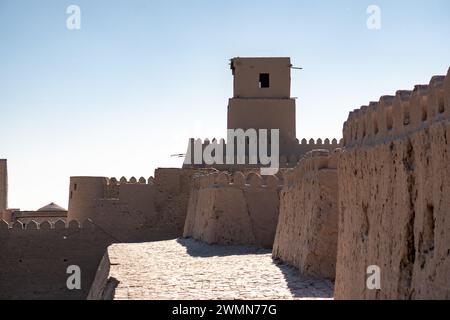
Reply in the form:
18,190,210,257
68,177,107,222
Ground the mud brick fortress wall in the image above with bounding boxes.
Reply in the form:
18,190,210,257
0,167,213,299
335,69,450,299
68,168,209,242
0,219,114,300
183,170,283,248
183,137,342,170
2,56,449,300
273,149,339,280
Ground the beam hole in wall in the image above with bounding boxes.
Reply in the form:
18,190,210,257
403,109,410,126
386,109,393,131
438,97,445,114
259,73,270,88
421,106,428,122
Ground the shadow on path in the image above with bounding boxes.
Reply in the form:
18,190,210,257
273,257,334,299
177,238,270,257
177,238,334,299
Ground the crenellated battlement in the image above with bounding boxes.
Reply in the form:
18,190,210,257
0,218,97,233
298,137,341,146
283,148,341,190
192,170,284,190
104,176,154,199
343,68,450,147
184,137,342,169
107,176,154,186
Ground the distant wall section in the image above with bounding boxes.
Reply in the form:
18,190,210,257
183,171,282,248
67,168,214,242
0,219,113,300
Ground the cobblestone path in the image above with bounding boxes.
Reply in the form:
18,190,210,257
105,239,334,300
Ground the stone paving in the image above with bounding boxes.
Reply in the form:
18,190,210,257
105,239,334,300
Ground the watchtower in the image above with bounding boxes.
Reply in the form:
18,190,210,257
227,57,297,153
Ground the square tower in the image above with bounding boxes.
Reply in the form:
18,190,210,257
231,57,292,99
227,57,297,154
0,159,7,214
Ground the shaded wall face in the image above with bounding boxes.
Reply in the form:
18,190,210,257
0,222,113,300
0,160,7,213
335,120,450,300
232,58,291,98
91,183,156,243
0,168,207,300
67,169,203,243
91,172,193,243
153,168,201,237
68,177,107,222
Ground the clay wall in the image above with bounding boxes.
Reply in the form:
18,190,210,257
272,149,339,279
68,177,108,222
183,137,342,169
335,69,450,299
0,167,210,299
67,168,212,243
0,219,114,300
183,171,282,248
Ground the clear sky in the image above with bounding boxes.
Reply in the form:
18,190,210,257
0,0,449,210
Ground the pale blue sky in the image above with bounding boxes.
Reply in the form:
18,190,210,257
1,0,449,210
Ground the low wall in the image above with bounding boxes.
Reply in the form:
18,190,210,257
0,168,215,300
0,219,114,300
68,168,212,243
272,149,339,279
335,69,450,299
183,171,282,248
